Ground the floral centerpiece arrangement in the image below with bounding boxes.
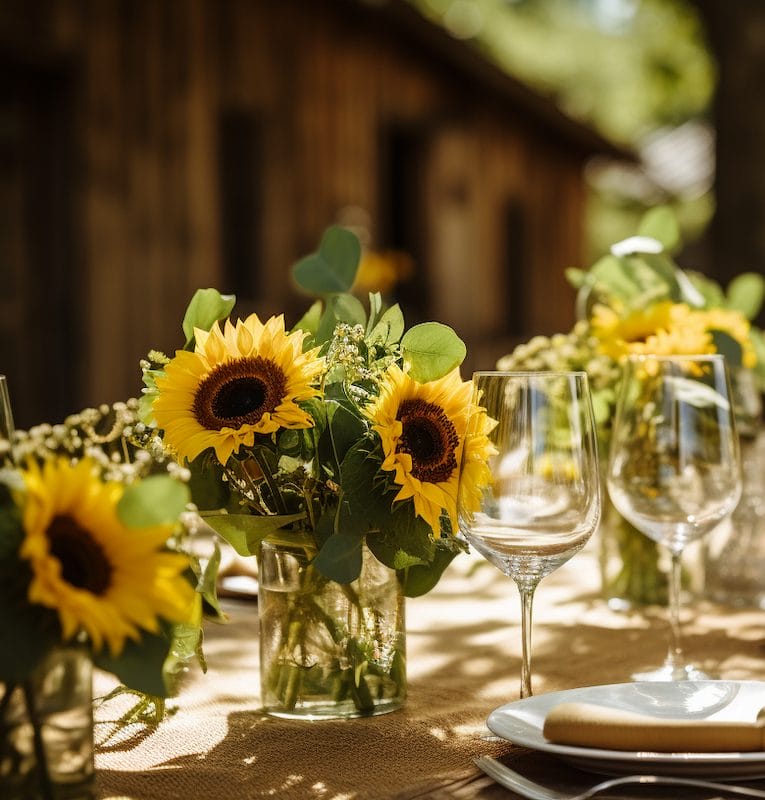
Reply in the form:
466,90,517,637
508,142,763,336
498,206,765,606
0,408,200,795
139,225,495,718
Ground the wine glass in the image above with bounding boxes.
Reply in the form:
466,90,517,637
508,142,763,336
0,375,15,465
458,371,601,698
607,354,742,681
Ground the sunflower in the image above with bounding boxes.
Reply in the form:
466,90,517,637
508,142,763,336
591,301,709,361
19,458,195,656
153,314,324,465
367,365,494,536
691,307,757,369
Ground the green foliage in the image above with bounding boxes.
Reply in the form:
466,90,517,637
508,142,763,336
727,273,765,320
117,476,191,528
292,225,362,295
411,0,713,147
401,322,467,381
95,621,176,698
637,206,681,252
203,512,307,556
147,225,477,602
182,288,236,348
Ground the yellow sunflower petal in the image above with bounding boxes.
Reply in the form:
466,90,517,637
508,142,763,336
153,314,324,465
367,365,493,537
19,457,195,657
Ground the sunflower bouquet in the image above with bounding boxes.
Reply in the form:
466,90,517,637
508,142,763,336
498,206,765,606
139,225,494,716
0,442,198,793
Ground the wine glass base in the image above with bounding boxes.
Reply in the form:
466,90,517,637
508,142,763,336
631,663,713,682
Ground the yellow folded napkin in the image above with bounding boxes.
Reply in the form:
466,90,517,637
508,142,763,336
543,701,765,752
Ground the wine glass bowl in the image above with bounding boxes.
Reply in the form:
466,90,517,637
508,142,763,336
0,375,15,465
458,371,601,698
607,354,742,680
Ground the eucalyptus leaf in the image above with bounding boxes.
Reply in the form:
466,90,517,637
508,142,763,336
368,303,405,346
367,292,383,333
197,540,225,620
401,322,466,382
636,206,681,252
293,299,324,336
292,226,361,294
327,400,368,468
710,329,744,368
727,272,765,320
203,512,305,556
686,270,726,308
182,288,236,347
117,476,191,528
186,455,231,512
399,546,458,598
312,532,363,583
333,293,367,326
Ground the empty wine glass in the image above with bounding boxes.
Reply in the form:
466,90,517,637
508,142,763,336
458,371,601,698
607,354,742,681
0,375,15,465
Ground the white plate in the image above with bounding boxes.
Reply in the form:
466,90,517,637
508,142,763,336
487,681,765,778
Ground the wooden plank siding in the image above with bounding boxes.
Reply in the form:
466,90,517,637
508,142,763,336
0,0,619,427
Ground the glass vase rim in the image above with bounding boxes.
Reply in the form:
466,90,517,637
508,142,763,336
622,353,727,364
471,369,589,379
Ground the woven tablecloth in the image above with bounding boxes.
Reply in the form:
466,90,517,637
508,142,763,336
93,545,765,799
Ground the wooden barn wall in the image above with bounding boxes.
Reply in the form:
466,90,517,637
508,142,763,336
0,0,588,425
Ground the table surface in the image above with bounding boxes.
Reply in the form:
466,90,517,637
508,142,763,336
93,543,765,800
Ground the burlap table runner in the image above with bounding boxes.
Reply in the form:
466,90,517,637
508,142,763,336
93,546,765,799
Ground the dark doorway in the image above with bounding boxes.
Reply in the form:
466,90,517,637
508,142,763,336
0,59,79,429
379,123,428,321
217,109,263,302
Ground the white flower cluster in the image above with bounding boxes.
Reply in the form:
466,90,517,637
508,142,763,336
8,398,188,485
497,321,620,394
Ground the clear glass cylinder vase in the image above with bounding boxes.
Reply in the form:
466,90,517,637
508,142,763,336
1,643,94,799
258,540,406,720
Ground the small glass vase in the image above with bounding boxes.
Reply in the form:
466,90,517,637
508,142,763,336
258,540,406,720
1,643,94,800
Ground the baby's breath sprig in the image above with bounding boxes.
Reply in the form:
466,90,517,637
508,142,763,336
10,399,183,486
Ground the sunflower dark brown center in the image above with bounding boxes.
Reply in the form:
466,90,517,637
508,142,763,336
47,515,113,595
193,357,287,430
397,398,459,483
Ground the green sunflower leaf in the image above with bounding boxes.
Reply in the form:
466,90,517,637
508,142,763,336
202,512,306,556
182,288,236,347
292,225,361,295
401,322,466,382
117,476,191,529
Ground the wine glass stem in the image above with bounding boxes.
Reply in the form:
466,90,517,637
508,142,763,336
518,583,538,699
666,550,685,669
